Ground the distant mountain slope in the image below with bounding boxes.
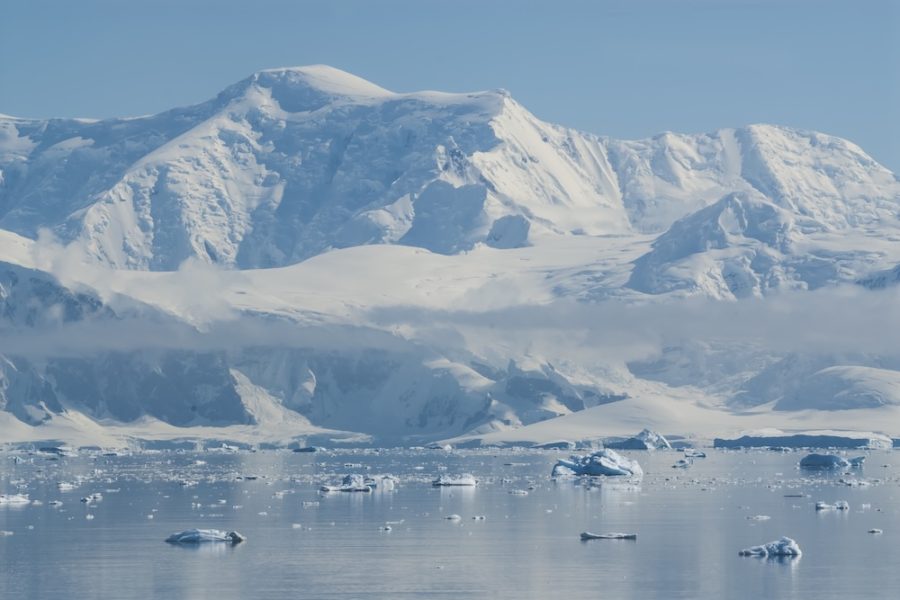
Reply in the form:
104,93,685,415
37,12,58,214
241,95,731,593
1,66,897,271
1,66,899,445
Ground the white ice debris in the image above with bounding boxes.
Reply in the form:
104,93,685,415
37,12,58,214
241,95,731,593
432,474,477,487
606,429,671,450
445,514,462,521
672,459,692,469
165,529,246,544
320,474,372,493
799,454,865,469
739,536,802,557
580,532,637,540
552,449,643,478
815,500,849,511
0,494,30,505
868,529,883,534
683,449,706,458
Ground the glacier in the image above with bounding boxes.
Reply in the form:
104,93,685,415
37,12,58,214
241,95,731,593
0,65,899,447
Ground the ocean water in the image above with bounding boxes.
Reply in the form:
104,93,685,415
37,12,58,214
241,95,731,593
1,448,898,599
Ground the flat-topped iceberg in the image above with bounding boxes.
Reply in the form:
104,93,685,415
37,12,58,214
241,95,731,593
606,429,671,450
165,529,246,544
739,536,802,558
552,449,643,478
800,454,865,470
432,474,477,487
580,532,637,540
0,494,30,505
715,429,892,450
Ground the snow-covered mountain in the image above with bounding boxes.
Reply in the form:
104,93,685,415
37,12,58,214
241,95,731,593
1,65,899,447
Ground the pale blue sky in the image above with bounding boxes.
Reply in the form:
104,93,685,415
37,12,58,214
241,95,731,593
2,0,898,170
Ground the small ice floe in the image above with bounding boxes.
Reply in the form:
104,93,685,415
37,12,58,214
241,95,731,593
31,500,43,506
432,474,477,487
302,501,320,508
379,525,392,532
799,454,865,470
49,500,63,507
472,515,486,521
0,494,30,505
291,523,303,529
80,493,103,504
672,459,692,469
320,474,372,493
445,514,462,521
683,448,707,458
868,528,883,535
56,482,77,492
552,449,643,478
165,529,246,545
85,514,95,520
739,536,802,558
746,515,771,521
580,532,637,541
816,501,850,511
508,489,529,496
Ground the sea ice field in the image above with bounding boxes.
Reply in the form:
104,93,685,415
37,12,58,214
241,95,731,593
1,447,898,599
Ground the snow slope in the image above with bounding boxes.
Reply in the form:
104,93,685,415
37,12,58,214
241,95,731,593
0,66,899,446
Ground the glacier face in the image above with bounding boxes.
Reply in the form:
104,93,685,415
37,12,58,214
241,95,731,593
0,65,899,445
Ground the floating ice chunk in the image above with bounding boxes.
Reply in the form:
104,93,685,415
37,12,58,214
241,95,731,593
80,493,103,503
56,482,76,492
432,474,477,487
868,529,883,534
445,514,462,521
320,474,372,493
580,532,637,540
672,459,692,469
380,525,392,532
739,536,802,557
0,530,13,536
165,529,246,544
606,429,671,450
683,449,706,458
472,515,486,520
746,515,771,521
0,494,30,505
816,500,850,511
799,454,864,470
552,449,643,478
49,500,63,507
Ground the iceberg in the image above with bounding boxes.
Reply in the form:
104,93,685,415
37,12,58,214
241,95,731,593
580,532,637,540
165,529,246,544
715,431,892,450
606,429,671,450
683,449,707,458
739,536,802,558
799,454,865,470
320,474,372,493
432,474,477,487
0,494,30,505
552,449,643,478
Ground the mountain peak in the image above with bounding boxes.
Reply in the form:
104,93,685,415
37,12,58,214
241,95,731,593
251,65,394,98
